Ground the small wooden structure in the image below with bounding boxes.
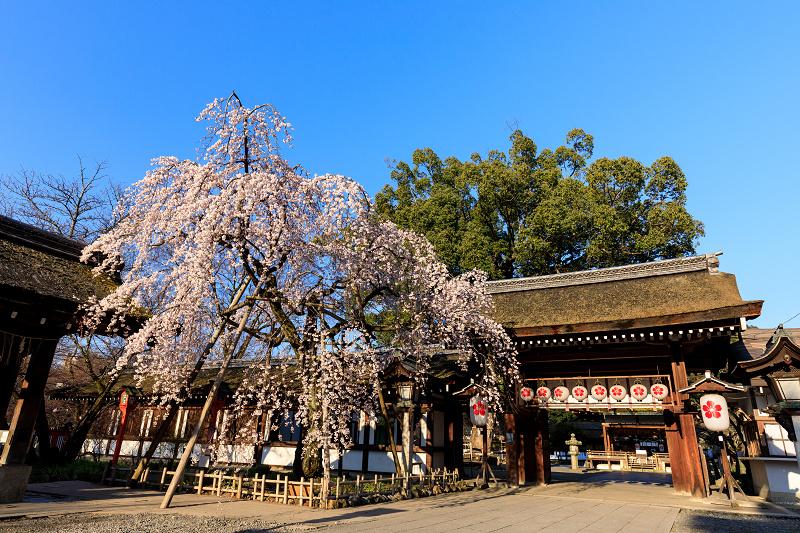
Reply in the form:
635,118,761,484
733,326,800,503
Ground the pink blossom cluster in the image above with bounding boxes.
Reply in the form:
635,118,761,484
81,94,520,462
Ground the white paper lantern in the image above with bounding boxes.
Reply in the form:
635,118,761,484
469,395,488,427
571,384,588,402
650,382,669,401
631,382,648,401
699,394,730,432
553,385,570,402
609,384,627,401
591,383,608,401
536,386,552,402
520,387,534,402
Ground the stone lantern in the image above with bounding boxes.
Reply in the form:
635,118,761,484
565,433,582,470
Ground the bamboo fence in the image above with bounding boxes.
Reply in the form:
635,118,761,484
101,463,460,508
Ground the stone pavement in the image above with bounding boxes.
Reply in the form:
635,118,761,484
1,467,797,532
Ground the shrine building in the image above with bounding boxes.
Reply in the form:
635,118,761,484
487,252,762,497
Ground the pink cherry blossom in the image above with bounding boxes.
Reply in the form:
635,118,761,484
80,94,521,470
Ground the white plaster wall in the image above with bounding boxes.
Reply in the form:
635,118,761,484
367,451,397,472
119,439,140,456
765,460,800,494
342,449,363,471
214,444,254,464
260,446,295,466
81,438,109,456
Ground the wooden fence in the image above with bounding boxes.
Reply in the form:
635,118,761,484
585,451,670,471
101,464,460,508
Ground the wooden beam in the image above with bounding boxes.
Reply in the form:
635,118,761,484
1,338,59,465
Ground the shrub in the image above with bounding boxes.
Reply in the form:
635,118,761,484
29,459,109,484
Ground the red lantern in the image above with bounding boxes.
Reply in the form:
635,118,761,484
699,394,730,432
469,395,488,427
631,382,648,401
610,384,627,401
536,386,552,401
553,385,569,402
520,387,534,402
591,382,607,401
650,382,669,401
571,384,588,402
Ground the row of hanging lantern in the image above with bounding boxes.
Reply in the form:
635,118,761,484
520,377,670,404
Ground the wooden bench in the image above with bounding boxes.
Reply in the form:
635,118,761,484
585,452,628,470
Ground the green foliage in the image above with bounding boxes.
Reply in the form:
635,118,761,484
377,130,704,279
242,464,272,478
29,458,108,484
547,411,587,452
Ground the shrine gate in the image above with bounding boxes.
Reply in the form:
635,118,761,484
487,253,762,497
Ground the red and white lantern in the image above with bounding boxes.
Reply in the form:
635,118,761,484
609,384,627,401
591,382,607,401
552,385,570,402
571,384,588,402
469,395,488,427
536,386,552,401
699,394,730,432
650,382,669,401
631,382,648,401
520,387,534,403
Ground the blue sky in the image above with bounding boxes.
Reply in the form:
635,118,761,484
2,2,797,328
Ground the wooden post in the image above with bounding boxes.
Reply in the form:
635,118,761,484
197,469,205,494
217,471,222,496
0,339,58,472
236,472,243,499
309,478,315,507
160,275,267,509
373,474,378,494
667,341,707,498
282,475,289,504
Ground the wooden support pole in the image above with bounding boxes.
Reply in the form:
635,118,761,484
1,338,58,467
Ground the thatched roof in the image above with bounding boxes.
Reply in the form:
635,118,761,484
51,351,472,404
485,253,762,336
0,215,116,317
50,359,260,402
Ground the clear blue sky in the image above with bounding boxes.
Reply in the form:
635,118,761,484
2,2,797,329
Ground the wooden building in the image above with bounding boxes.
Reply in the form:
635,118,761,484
0,216,121,502
54,354,470,476
486,252,762,497
732,326,800,503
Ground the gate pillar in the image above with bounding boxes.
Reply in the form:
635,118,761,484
505,407,551,486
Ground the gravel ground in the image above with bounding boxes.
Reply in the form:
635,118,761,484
672,509,800,533
2,508,800,533
0,514,295,533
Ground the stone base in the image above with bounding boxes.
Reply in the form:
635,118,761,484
0,464,32,503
